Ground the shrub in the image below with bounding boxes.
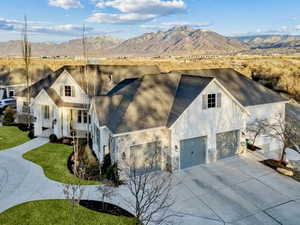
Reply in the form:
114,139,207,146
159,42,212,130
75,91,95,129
49,134,58,143
28,129,35,139
2,107,15,126
106,163,121,186
101,153,112,175
17,123,30,131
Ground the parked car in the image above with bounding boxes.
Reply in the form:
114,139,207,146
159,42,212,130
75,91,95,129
0,98,16,113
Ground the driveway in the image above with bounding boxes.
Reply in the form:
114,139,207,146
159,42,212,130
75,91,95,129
1,140,300,225
162,154,300,225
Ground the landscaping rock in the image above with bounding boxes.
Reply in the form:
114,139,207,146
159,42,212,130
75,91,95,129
277,167,294,177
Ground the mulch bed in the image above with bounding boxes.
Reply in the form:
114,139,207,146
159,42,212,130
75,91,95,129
79,200,134,218
261,159,300,182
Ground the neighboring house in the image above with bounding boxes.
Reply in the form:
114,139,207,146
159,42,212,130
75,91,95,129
0,65,53,99
15,65,160,138
90,68,288,176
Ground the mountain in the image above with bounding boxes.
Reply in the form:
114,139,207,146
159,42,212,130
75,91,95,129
111,26,248,56
0,36,123,57
235,35,300,48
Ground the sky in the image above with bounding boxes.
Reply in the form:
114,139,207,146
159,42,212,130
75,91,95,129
0,0,299,42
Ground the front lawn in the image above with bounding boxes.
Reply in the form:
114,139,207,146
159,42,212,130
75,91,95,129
23,143,99,185
0,200,137,225
0,126,29,150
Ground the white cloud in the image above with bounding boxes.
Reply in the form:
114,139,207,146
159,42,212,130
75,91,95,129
0,18,93,37
296,25,300,30
87,13,157,24
88,0,186,24
48,0,83,9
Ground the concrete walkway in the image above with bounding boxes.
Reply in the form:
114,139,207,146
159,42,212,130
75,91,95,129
1,140,300,225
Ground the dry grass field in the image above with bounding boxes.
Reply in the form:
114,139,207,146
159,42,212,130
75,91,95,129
1,55,299,100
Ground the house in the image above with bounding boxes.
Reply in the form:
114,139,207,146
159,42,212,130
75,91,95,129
15,65,161,138
89,68,288,176
0,65,53,99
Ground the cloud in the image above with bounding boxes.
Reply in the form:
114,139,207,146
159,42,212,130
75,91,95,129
88,0,186,24
231,26,293,36
0,18,93,37
296,25,300,30
87,13,157,24
48,0,83,9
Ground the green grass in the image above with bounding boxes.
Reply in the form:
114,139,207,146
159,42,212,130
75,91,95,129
23,143,99,185
0,200,137,225
0,126,30,150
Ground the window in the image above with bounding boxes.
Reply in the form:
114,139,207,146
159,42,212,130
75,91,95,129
208,94,216,108
9,90,14,97
43,105,50,119
64,86,72,97
77,110,88,124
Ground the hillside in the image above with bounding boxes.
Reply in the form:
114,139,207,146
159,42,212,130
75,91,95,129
235,35,300,48
111,26,248,56
0,36,123,57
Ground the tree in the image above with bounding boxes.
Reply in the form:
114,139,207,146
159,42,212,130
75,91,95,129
97,181,116,211
62,181,85,225
123,153,177,225
3,107,15,126
21,15,32,128
247,113,300,163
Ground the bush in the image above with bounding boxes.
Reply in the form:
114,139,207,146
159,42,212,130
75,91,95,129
2,107,15,126
101,153,112,175
106,163,121,186
49,134,58,143
17,123,30,131
28,129,35,139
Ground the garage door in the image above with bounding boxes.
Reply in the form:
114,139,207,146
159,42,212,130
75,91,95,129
130,141,161,175
216,130,239,160
180,136,207,169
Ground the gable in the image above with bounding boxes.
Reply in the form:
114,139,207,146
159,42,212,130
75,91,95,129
33,89,56,106
51,70,88,104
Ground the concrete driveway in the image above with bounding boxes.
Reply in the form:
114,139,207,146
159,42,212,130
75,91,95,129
1,140,300,225
166,154,300,225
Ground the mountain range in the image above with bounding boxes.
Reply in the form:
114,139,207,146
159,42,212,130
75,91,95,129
0,26,299,57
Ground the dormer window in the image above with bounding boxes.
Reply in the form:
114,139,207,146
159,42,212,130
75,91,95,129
65,86,72,97
208,94,216,108
202,93,222,109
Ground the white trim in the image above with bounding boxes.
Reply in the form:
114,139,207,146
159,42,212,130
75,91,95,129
170,79,250,129
112,126,166,137
31,89,56,107
212,78,251,116
52,69,87,97
245,100,289,109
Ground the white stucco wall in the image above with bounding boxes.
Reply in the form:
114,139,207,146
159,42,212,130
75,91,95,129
113,128,171,178
51,70,89,104
246,102,286,152
170,81,248,171
33,90,59,137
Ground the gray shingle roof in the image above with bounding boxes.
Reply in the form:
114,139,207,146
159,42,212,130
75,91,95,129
172,68,287,106
16,64,161,98
94,73,212,133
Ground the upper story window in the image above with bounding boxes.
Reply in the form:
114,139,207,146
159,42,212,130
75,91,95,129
203,93,222,109
208,94,216,108
65,86,72,97
43,105,50,119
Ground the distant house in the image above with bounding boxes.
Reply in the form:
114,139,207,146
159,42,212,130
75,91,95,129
89,69,288,176
0,65,53,99
15,65,160,138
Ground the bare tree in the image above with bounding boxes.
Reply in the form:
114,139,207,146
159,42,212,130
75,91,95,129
21,15,32,128
63,182,85,225
247,113,300,163
97,181,116,211
123,153,177,225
